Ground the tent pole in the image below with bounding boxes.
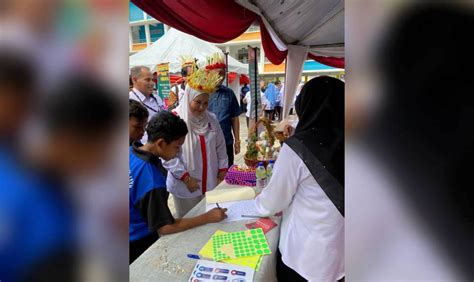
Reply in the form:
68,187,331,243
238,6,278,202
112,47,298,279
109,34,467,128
224,52,229,87
253,47,258,123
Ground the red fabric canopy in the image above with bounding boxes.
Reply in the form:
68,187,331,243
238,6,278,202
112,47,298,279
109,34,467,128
132,0,256,43
308,53,345,69
169,74,181,84
240,74,250,85
227,72,237,84
131,0,344,68
258,18,287,65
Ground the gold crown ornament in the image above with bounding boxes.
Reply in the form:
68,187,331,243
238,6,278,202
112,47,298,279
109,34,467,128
205,52,226,70
179,55,198,69
187,69,222,94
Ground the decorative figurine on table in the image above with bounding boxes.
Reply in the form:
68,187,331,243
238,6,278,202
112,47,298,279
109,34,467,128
244,118,279,167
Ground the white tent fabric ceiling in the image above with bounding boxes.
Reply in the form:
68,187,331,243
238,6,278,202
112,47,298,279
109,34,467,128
129,28,248,74
236,0,344,118
236,0,344,58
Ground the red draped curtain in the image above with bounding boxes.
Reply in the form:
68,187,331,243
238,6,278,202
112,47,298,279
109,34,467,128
257,18,287,65
227,72,237,84
132,0,256,43
239,74,250,85
132,0,344,68
308,53,345,69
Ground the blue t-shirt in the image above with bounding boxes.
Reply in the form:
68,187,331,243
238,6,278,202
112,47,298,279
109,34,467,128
208,85,242,145
129,144,174,242
0,148,75,281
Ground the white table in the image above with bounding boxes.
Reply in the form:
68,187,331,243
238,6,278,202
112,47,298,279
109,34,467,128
130,182,281,281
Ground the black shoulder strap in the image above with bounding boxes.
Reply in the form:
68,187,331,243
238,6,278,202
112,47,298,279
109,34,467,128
131,90,158,113
285,138,344,217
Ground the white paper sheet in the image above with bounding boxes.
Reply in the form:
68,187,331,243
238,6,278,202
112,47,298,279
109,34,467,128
188,259,255,282
205,187,255,204
206,199,259,223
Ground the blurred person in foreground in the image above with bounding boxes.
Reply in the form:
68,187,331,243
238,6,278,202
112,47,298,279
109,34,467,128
129,99,149,146
206,52,242,166
0,72,120,281
129,66,165,144
346,3,473,280
164,69,229,218
129,112,227,263
0,49,36,151
254,76,344,281
0,0,75,90
0,49,37,281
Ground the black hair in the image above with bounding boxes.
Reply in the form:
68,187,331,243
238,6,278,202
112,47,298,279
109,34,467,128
43,74,121,135
180,67,189,77
146,111,188,144
129,99,148,121
181,61,198,77
0,47,36,94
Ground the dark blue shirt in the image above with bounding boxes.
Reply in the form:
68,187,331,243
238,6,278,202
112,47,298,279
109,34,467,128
208,85,242,145
0,148,75,282
129,143,174,242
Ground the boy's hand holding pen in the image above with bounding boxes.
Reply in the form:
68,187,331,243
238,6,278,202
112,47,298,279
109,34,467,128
205,202,227,223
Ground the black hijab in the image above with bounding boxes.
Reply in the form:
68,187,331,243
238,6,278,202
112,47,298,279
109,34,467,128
285,76,344,216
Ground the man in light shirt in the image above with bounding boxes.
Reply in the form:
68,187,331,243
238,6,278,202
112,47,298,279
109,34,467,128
129,66,165,144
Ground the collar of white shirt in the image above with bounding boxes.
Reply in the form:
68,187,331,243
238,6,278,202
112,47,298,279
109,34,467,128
132,88,154,102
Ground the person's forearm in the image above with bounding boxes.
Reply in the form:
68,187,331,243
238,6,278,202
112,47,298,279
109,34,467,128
158,214,208,235
232,117,240,141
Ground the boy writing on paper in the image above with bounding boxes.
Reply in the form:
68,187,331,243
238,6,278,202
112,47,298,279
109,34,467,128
129,112,228,263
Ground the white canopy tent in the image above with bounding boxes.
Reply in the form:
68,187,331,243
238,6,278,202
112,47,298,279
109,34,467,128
236,0,344,118
129,28,248,74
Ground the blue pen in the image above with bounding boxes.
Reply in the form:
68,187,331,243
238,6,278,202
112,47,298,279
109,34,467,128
187,254,201,259
216,202,221,209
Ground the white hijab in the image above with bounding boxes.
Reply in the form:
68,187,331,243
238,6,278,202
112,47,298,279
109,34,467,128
174,85,215,171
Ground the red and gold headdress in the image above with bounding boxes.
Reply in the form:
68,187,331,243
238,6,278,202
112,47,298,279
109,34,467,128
179,55,198,70
187,68,222,94
205,52,226,70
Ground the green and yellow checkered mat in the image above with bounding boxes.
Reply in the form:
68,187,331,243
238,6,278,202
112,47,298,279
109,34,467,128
211,228,271,261
199,229,269,271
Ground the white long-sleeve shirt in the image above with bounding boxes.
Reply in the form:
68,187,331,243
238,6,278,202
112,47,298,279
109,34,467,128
244,91,265,118
163,113,228,198
129,88,165,144
255,145,344,281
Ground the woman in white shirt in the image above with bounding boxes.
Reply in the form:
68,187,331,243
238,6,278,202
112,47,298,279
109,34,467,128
254,76,344,281
164,70,228,217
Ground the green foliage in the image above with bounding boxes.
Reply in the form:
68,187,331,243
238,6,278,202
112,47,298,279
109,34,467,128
245,132,259,159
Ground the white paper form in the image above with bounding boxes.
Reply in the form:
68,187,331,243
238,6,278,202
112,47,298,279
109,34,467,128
206,199,259,223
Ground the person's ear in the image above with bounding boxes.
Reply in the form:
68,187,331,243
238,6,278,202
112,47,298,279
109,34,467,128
155,138,167,151
132,76,138,84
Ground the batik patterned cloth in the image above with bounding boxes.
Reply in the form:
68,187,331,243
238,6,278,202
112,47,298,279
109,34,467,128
224,165,256,186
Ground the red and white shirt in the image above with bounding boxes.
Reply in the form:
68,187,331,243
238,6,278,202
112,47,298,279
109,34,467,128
163,112,228,198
